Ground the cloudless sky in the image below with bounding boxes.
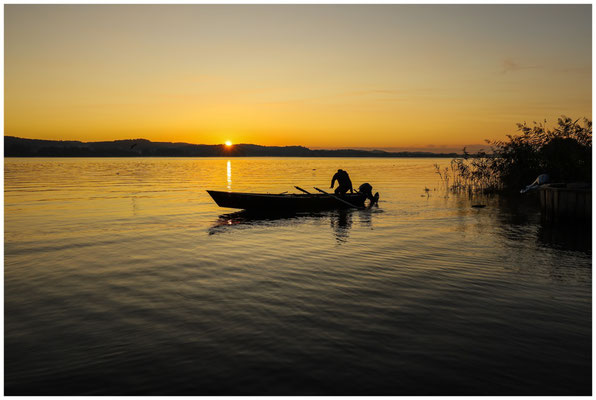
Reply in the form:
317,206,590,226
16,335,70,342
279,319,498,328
4,4,592,150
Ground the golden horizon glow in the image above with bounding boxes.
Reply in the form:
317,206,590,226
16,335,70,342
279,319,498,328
4,5,592,150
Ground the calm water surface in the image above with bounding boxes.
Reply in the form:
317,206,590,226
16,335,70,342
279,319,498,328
4,157,591,395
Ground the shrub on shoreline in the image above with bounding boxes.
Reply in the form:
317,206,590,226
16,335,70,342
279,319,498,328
436,116,592,193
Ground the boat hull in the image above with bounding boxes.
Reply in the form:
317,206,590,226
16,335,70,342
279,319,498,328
207,190,366,211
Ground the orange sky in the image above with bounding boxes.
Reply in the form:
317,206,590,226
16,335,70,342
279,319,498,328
4,5,592,151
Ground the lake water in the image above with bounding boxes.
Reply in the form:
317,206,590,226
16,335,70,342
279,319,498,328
4,157,591,395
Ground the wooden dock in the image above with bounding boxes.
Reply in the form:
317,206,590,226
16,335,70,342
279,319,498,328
538,183,591,223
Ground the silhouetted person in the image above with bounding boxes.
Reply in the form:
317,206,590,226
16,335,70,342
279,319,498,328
331,169,353,195
358,182,379,206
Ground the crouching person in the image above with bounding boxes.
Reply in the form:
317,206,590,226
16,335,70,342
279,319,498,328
358,183,379,207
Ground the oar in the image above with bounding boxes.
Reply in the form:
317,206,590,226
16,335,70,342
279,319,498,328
313,187,362,209
295,186,311,194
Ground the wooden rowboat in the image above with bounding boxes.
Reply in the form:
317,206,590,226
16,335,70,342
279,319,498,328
207,190,367,211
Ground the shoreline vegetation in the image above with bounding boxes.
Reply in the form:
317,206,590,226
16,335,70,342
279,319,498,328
435,116,592,193
4,136,459,158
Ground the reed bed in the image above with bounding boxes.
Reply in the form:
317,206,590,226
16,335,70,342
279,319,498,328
435,116,591,195
435,150,502,195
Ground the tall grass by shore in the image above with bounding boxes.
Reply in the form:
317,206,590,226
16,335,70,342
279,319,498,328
436,116,592,194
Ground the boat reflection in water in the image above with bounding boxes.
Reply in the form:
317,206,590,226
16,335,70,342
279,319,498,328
208,208,379,243
207,210,301,234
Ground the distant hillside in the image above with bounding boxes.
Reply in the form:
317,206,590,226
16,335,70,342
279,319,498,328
4,136,459,158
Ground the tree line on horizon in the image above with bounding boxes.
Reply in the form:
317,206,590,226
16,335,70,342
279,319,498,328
3,136,459,158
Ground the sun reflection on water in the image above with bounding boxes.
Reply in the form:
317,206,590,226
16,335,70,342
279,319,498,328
227,160,232,191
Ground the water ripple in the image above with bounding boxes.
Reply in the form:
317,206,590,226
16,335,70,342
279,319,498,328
5,157,591,395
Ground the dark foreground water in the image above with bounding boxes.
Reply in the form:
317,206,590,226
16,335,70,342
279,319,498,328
4,158,591,395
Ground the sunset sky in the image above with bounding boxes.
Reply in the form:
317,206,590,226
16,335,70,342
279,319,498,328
4,4,592,151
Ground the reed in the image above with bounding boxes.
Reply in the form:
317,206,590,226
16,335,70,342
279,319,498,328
435,116,591,194
435,151,502,195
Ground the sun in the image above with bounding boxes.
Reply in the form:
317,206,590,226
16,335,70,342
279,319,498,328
225,140,232,147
